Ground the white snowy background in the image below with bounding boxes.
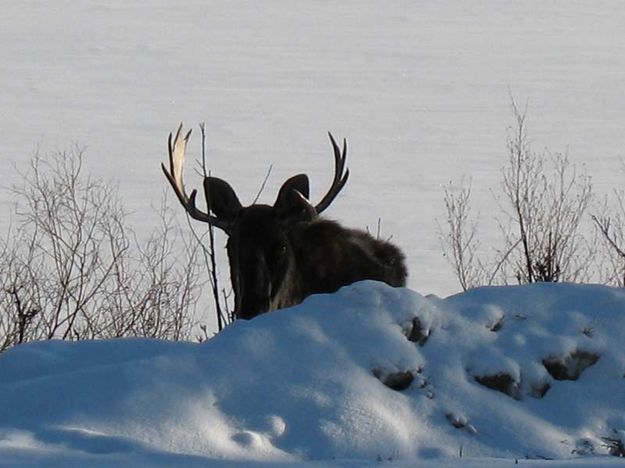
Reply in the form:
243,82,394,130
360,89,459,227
1,1,625,466
3,1,625,298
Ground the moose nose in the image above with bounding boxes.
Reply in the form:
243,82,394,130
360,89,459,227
235,258,271,320
236,294,270,320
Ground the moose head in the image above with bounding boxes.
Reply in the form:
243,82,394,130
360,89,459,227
162,125,407,320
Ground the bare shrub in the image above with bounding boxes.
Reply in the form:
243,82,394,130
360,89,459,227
442,102,594,289
0,148,202,352
441,179,484,291
592,189,625,286
498,103,593,283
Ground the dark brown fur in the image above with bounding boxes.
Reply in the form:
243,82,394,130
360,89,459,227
285,219,407,301
225,205,407,319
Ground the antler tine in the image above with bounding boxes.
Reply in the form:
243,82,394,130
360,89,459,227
315,132,350,214
161,124,230,230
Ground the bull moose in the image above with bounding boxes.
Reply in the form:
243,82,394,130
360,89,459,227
162,125,407,320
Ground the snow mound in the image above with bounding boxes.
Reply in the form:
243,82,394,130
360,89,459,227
1,281,624,466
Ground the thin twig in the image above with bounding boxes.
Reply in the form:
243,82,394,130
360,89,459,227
200,123,228,331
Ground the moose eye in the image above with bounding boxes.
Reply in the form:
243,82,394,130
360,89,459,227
267,243,287,264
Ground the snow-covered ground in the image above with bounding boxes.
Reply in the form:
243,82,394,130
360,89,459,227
2,1,625,466
1,281,624,467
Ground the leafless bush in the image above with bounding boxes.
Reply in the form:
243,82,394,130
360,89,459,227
0,148,202,352
442,102,594,289
441,179,484,291
593,189,625,286
499,103,593,283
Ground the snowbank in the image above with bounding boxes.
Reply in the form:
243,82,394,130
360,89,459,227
1,281,624,467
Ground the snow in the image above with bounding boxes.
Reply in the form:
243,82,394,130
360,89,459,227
2,1,625,466
1,281,624,466
3,1,625,302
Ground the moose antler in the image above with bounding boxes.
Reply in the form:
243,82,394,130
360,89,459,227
161,124,231,231
314,133,350,214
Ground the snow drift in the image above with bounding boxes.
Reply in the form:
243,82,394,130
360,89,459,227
0,281,624,467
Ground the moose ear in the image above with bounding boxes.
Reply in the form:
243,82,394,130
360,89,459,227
276,174,310,201
204,177,242,221
274,174,315,222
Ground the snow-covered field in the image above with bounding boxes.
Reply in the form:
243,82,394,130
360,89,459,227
1,281,624,466
3,1,625,299
2,1,625,466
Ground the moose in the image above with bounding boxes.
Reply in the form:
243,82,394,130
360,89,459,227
162,124,407,320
